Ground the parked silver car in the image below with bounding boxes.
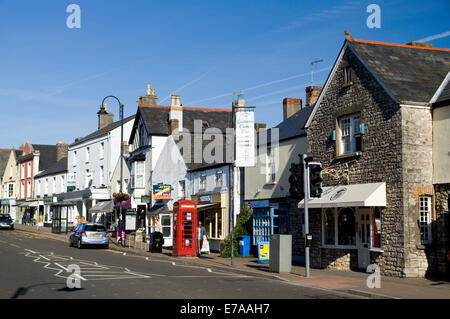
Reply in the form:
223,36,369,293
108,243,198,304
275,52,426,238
0,214,14,230
69,223,109,249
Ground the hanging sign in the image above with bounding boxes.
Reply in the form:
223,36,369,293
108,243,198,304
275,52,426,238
235,111,255,167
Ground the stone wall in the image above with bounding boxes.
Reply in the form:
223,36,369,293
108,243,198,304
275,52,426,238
306,45,406,276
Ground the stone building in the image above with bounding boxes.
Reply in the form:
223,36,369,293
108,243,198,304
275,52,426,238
296,33,450,278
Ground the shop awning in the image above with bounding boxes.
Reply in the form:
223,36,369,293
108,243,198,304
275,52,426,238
114,197,137,210
298,182,386,208
89,200,113,214
18,201,39,208
147,204,168,216
50,201,77,207
197,203,220,211
1,199,16,205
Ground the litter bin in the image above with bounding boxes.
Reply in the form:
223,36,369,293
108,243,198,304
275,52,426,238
149,232,164,253
238,235,250,257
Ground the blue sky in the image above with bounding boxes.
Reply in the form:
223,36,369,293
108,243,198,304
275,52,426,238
0,0,449,148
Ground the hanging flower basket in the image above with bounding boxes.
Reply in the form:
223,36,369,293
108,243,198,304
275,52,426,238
113,192,130,202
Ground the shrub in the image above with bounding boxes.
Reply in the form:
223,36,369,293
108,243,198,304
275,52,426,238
220,205,252,258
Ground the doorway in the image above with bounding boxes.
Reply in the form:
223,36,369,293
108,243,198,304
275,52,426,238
357,208,371,270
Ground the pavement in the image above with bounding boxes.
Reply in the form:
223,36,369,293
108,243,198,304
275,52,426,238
12,223,450,299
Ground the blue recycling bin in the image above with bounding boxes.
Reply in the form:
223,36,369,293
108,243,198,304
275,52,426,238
238,235,250,257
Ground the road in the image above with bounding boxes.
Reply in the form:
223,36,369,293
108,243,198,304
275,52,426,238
0,229,359,299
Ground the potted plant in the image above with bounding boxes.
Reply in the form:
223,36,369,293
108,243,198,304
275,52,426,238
113,192,130,203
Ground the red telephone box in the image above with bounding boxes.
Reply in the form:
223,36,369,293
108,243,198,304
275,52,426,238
172,200,197,257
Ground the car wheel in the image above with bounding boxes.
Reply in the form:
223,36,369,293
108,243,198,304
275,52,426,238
77,239,83,249
69,238,73,247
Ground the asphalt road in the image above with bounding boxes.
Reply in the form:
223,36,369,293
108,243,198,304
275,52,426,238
0,229,358,299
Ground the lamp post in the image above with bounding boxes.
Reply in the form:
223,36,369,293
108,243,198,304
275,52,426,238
101,95,124,245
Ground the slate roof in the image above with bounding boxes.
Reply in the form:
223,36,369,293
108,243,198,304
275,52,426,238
34,157,68,178
134,105,233,139
350,39,450,104
435,79,450,104
256,106,313,147
70,115,135,147
0,149,12,177
33,145,58,172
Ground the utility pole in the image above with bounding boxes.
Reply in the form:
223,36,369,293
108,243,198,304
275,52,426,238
302,155,310,277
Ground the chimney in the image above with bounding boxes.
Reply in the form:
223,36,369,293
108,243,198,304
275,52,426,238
98,103,114,130
74,137,83,143
169,94,183,133
169,118,179,136
305,86,322,106
283,98,302,120
406,41,433,48
139,84,158,105
122,141,130,157
254,123,267,132
56,141,68,162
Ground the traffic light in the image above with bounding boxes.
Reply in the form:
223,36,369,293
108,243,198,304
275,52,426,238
309,162,323,198
289,162,303,199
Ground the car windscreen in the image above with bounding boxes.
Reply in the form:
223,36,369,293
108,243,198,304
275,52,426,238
0,214,11,219
84,225,106,232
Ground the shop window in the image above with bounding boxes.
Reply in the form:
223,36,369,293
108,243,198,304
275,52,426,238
337,208,356,246
373,207,382,248
419,196,432,244
217,212,222,238
323,208,335,245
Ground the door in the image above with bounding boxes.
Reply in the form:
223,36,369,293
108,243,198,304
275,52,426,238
160,214,172,247
357,208,371,270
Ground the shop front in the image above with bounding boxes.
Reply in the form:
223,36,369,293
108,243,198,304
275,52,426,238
298,182,386,271
1,199,17,221
191,192,228,252
147,203,173,247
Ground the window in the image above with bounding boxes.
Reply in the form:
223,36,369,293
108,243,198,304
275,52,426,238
178,180,185,199
99,165,104,186
52,177,56,194
419,196,432,244
200,174,207,190
161,215,171,237
73,151,77,166
27,162,31,178
85,147,90,163
344,65,352,85
373,208,382,248
215,171,223,188
337,208,356,246
44,179,48,195
21,164,24,179
266,146,276,183
27,181,31,198
86,169,93,188
100,142,105,159
36,181,41,197
323,209,335,245
60,175,65,192
21,182,24,198
133,161,144,188
8,184,13,198
199,209,223,239
338,113,362,155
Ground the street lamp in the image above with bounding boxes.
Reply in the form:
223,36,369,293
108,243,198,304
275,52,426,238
101,95,124,245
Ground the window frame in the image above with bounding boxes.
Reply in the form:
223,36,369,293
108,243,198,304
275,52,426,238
419,196,432,245
337,113,362,156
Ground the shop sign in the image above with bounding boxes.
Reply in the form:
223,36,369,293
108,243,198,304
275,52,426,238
152,185,172,200
250,200,270,209
235,110,255,167
199,194,212,203
141,195,151,203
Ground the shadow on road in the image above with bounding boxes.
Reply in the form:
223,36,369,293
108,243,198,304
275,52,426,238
11,283,84,299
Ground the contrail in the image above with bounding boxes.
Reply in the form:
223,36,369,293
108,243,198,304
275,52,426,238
416,30,450,43
160,70,212,104
188,66,331,105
